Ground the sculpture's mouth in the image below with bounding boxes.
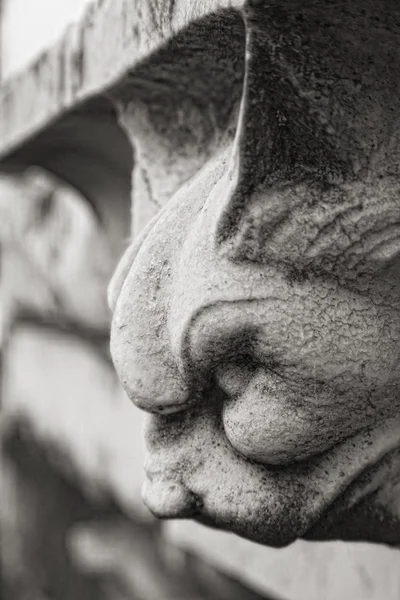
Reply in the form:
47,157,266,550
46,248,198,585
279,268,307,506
141,414,400,546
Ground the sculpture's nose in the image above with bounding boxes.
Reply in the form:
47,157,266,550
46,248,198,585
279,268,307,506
109,159,218,414
109,206,193,414
109,214,187,412
110,145,237,415
110,273,191,413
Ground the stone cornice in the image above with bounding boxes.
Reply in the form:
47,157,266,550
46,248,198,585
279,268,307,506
0,0,244,161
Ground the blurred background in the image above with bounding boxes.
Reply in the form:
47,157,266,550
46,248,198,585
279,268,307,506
1,2,400,600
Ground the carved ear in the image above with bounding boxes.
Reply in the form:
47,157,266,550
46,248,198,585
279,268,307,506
215,1,400,265
216,3,340,258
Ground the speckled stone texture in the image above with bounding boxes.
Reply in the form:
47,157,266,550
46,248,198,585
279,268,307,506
110,0,400,547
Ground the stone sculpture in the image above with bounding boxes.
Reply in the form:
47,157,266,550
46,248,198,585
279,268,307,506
110,0,400,546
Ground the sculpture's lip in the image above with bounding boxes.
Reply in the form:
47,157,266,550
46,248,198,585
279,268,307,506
141,478,203,518
141,420,400,545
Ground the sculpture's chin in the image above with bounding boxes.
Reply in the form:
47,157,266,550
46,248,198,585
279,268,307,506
197,466,400,548
152,451,400,547
192,492,400,548
142,410,400,547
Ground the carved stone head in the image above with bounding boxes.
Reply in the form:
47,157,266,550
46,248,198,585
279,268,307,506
110,0,400,547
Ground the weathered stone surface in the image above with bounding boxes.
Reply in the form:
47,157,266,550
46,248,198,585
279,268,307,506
1,0,400,598
109,0,400,548
0,0,243,160
111,7,245,233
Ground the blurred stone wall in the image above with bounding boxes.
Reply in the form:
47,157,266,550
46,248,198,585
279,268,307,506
0,168,140,599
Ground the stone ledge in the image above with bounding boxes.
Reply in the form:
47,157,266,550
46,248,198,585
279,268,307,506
0,0,243,161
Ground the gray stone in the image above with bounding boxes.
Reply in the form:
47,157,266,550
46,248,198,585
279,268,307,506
1,0,400,598
109,0,400,548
